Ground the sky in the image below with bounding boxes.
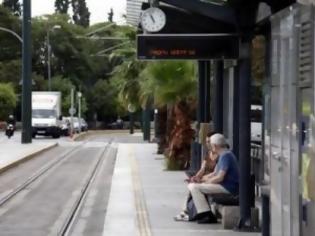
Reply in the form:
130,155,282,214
30,0,126,24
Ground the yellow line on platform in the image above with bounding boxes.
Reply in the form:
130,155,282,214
129,146,152,236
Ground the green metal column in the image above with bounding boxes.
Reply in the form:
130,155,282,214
143,105,151,141
21,0,32,144
214,61,224,133
238,39,252,229
204,61,211,122
129,112,134,134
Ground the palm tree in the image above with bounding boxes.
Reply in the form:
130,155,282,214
107,26,144,110
109,27,197,169
141,61,197,169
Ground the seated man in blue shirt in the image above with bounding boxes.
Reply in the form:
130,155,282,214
187,133,239,223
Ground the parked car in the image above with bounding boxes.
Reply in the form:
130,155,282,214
60,118,70,136
63,117,80,133
72,117,80,133
80,118,88,131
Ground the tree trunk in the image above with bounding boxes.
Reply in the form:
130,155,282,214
165,101,195,170
156,106,167,154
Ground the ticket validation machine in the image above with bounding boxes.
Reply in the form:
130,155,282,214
268,4,315,236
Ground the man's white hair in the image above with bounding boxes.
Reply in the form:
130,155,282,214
210,133,227,147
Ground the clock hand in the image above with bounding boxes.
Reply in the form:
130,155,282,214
150,14,155,23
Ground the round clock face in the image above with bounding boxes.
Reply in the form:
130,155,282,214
141,7,166,32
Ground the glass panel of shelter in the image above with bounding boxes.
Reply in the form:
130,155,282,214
270,5,301,236
269,4,315,236
297,5,315,236
270,10,284,236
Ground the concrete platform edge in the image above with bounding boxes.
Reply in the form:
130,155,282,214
0,143,58,175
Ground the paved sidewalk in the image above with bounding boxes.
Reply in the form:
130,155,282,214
0,131,57,173
103,143,261,236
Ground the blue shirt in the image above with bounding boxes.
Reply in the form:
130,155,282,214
215,151,239,195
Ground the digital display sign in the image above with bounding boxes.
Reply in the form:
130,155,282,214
137,34,239,60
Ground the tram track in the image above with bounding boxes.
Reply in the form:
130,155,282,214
0,142,88,208
0,137,117,236
58,140,113,236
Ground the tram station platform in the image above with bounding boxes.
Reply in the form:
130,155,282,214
103,142,261,236
0,131,261,235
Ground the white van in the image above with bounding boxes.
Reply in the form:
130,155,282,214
32,92,62,138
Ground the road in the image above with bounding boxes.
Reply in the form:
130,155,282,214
0,131,72,143
0,131,143,236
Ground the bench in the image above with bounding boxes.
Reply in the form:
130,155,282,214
206,174,258,229
207,193,239,229
207,193,259,229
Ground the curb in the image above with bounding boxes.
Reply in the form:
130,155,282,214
70,130,144,142
0,143,58,175
72,131,90,141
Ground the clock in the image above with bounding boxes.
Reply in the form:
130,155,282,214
141,7,166,33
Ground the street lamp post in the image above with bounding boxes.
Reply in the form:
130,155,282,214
0,27,23,43
77,91,82,132
47,25,61,91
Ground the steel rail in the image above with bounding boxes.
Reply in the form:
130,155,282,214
58,140,113,236
0,142,87,207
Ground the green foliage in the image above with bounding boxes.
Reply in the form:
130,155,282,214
72,0,90,27
0,8,139,122
55,0,70,14
112,60,146,110
0,83,16,120
141,61,197,107
0,60,21,89
2,0,21,16
0,6,21,61
50,76,72,113
88,79,122,120
32,73,47,91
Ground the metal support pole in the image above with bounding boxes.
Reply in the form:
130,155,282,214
205,61,211,122
237,40,252,229
47,30,51,91
233,66,240,158
21,0,32,144
70,88,74,135
78,92,81,132
191,61,211,172
262,192,270,236
261,29,271,236
154,109,158,139
198,61,206,124
129,112,134,134
214,61,224,133
143,105,151,141
141,109,145,133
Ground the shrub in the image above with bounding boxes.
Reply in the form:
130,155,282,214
0,83,17,120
